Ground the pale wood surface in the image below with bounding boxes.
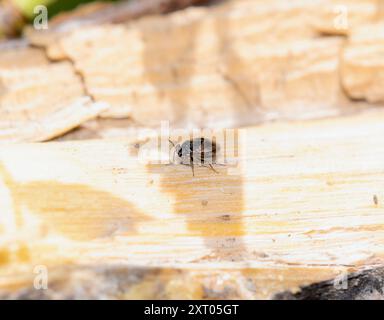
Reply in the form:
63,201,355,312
1,109,384,298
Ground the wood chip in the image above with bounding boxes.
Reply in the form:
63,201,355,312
0,41,107,142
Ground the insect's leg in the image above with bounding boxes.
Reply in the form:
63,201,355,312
190,154,195,176
174,145,181,163
208,164,219,174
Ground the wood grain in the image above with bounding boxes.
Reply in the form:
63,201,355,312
1,109,384,298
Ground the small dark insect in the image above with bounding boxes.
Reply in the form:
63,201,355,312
373,195,378,206
169,137,219,176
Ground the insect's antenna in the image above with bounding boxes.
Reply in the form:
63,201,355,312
168,139,177,163
191,163,195,177
168,139,176,148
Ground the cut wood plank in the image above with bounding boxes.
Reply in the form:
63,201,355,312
0,41,107,142
0,109,384,299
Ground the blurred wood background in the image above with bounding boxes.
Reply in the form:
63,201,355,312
0,0,384,299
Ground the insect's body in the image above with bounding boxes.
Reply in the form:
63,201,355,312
170,137,218,176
